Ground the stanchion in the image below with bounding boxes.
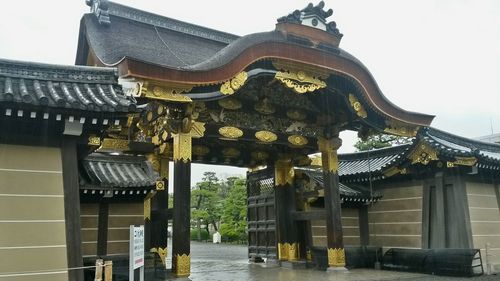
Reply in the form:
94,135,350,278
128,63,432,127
94,259,104,281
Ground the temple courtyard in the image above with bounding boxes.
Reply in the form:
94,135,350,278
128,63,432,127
134,242,499,281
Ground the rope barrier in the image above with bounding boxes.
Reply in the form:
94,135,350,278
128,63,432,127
0,263,110,278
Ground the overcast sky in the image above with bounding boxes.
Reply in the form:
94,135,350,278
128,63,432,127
1,0,499,184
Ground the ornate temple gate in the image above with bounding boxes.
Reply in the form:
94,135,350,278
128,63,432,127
247,169,277,260
77,1,435,277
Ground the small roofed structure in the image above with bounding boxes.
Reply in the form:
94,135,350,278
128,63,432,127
303,127,500,272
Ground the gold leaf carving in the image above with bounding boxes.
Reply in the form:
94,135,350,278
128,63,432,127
145,85,193,102
151,247,168,266
328,248,346,267
348,94,367,118
384,120,418,137
218,126,243,139
275,158,294,186
286,109,307,121
255,131,277,143
218,98,242,110
408,142,438,165
144,196,151,220
100,138,129,151
317,137,342,173
220,72,248,95
275,70,326,94
173,133,191,163
146,154,160,172
288,243,299,261
156,180,165,191
278,243,289,261
174,254,190,277
88,136,101,146
190,122,206,138
251,151,269,161
288,135,308,146
447,156,477,168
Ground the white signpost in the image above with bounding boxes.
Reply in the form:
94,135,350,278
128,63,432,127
129,225,145,281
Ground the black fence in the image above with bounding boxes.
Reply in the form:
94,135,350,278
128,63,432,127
382,248,484,277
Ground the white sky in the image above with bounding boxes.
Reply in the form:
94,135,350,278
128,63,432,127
1,0,499,184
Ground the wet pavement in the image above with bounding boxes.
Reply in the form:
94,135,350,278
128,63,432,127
142,242,500,281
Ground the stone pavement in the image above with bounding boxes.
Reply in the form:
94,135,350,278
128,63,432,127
142,242,499,281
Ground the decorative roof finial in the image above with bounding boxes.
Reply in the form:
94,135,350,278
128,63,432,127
86,0,111,25
277,1,343,40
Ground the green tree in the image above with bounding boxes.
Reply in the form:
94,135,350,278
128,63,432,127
354,133,412,151
191,172,223,240
219,178,247,242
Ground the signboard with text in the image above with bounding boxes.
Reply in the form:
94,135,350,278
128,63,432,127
129,225,144,281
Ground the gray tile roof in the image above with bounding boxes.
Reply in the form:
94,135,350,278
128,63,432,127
297,168,383,201
79,1,236,68
338,145,410,179
335,127,500,180
0,58,136,112
80,153,157,189
423,127,500,164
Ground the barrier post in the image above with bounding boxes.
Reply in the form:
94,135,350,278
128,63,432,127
104,260,113,281
94,259,104,281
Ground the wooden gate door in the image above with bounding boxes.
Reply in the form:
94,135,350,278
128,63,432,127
247,168,276,260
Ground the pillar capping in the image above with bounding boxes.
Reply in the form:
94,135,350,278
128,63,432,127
275,157,294,186
317,137,342,152
172,132,192,163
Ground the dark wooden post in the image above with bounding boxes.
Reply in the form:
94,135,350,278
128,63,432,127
147,152,170,268
274,156,299,262
61,137,84,281
318,137,346,269
97,203,109,256
172,132,191,277
358,205,369,246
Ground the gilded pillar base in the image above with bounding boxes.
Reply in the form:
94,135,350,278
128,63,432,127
150,247,167,266
277,243,289,261
327,248,346,267
278,243,299,261
173,254,190,277
288,243,299,261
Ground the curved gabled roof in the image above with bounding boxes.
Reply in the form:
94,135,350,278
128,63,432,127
76,1,434,128
335,127,500,182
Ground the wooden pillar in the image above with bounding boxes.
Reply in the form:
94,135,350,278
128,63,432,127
274,156,299,262
97,203,109,256
147,152,170,268
358,205,369,246
318,137,346,269
172,132,191,277
61,137,84,281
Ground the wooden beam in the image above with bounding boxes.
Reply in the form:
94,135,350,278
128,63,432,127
61,137,84,281
97,203,109,256
358,206,369,246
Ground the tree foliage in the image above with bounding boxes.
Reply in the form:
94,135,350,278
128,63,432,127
354,133,412,151
189,172,247,242
219,178,247,242
191,172,222,237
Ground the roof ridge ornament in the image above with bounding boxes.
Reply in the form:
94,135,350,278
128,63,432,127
277,1,343,40
86,0,111,25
